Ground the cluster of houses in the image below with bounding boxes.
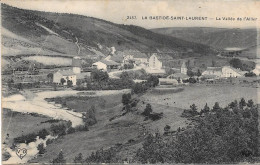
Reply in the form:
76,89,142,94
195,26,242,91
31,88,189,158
52,49,258,86
53,56,90,86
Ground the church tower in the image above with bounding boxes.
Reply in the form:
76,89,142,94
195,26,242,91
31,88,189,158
181,62,187,75
72,56,81,74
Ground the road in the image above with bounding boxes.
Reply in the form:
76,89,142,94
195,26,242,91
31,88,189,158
2,89,130,127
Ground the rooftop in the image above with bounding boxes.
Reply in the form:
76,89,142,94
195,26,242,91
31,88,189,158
57,70,76,76
152,53,172,61
99,59,120,66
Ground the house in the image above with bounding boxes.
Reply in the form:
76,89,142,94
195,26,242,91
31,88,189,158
181,62,188,75
202,67,222,78
148,53,163,70
132,51,148,65
105,53,124,65
122,50,148,65
53,70,76,86
252,63,260,76
146,53,172,74
92,59,120,71
221,66,247,78
53,56,90,86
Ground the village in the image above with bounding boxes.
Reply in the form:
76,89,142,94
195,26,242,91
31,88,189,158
3,48,260,93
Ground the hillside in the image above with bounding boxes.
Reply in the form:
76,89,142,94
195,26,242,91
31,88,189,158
1,4,214,58
152,27,258,51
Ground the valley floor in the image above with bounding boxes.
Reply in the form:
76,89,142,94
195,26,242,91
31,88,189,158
2,84,259,163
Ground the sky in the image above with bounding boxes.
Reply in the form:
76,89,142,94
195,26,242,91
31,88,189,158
2,0,260,29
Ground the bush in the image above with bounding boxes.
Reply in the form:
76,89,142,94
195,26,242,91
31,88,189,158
74,153,84,163
245,72,256,77
51,151,66,164
13,133,37,144
85,147,120,163
142,104,152,116
46,138,54,145
37,143,45,154
135,99,259,164
2,152,11,161
122,93,131,105
75,123,89,132
67,127,76,134
38,129,49,139
50,124,67,136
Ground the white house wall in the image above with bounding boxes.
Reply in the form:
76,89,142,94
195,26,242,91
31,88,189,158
93,62,107,71
149,54,162,69
222,67,242,78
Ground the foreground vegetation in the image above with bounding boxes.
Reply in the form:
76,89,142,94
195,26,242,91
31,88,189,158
135,99,259,163
60,99,259,164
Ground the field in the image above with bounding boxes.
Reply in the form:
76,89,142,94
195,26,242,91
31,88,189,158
3,84,259,163
2,109,62,145
142,84,259,110
23,56,72,66
30,91,189,163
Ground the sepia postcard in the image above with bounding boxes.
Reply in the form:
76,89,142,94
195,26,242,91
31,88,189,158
1,0,260,164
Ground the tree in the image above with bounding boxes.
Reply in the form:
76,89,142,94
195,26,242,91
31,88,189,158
245,72,256,77
229,58,243,69
53,83,57,91
212,102,221,112
147,75,159,87
164,125,171,132
187,69,194,77
47,73,53,83
52,150,66,164
142,104,152,116
120,71,131,80
190,104,197,112
229,100,238,109
74,153,84,163
239,98,246,109
37,143,45,154
247,99,254,108
38,129,49,139
201,103,210,114
76,80,82,86
197,69,202,77
67,80,73,87
122,93,131,105
212,60,216,67
60,78,66,85
7,78,14,89
91,69,109,82
83,105,97,126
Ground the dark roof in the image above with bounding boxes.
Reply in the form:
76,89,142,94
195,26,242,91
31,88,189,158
57,70,76,76
117,49,147,58
110,54,124,63
72,56,82,67
100,59,119,66
205,67,222,72
152,53,172,61
76,72,91,79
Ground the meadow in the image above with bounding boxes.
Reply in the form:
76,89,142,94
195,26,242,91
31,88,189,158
2,109,62,145
142,84,259,110
23,56,72,66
